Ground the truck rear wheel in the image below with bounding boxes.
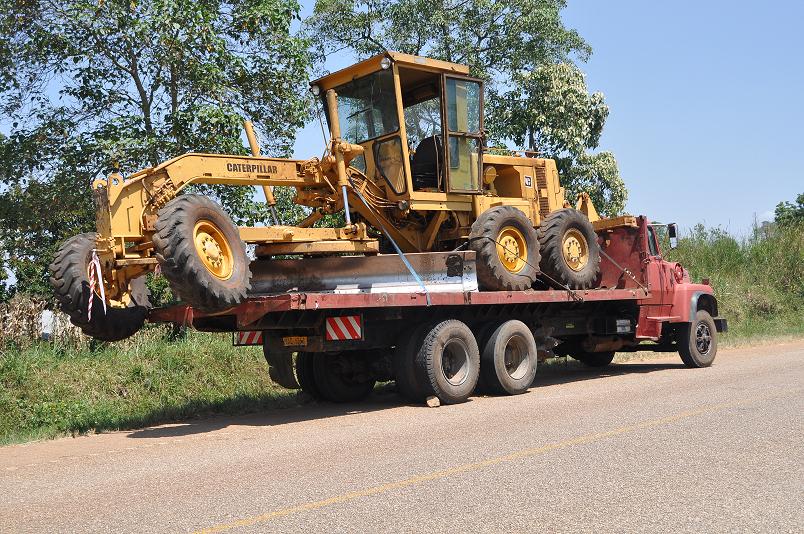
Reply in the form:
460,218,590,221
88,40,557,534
393,323,432,402
414,320,480,404
295,352,322,399
480,320,538,395
152,194,251,313
469,206,540,291
677,310,718,368
573,351,615,368
49,232,150,341
537,208,601,289
312,351,376,403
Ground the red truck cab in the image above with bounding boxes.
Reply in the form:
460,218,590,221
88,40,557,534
592,216,727,367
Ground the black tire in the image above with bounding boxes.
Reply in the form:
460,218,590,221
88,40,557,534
537,208,601,289
573,351,615,368
480,320,538,395
295,352,322,399
152,194,251,313
414,320,480,404
312,352,376,403
49,232,150,341
393,323,432,402
677,310,718,368
469,206,540,291
471,320,502,394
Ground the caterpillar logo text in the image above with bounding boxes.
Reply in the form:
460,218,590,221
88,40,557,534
226,162,278,174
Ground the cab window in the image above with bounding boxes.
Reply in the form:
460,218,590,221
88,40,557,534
647,225,660,256
324,70,399,143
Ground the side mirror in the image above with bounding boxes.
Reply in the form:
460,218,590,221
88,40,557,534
668,223,678,249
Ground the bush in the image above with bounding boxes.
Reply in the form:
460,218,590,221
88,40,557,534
667,222,804,337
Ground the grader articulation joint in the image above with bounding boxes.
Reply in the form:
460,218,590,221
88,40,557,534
51,52,609,341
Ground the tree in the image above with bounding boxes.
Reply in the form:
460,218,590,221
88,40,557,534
0,0,311,297
774,192,804,227
306,0,626,215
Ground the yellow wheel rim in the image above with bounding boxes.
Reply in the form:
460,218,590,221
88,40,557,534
496,226,528,274
562,229,589,272
193,220,234,280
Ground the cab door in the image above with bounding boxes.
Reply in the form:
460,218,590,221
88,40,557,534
442,75,484,193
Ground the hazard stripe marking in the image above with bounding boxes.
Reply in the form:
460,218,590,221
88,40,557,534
235,331,263,346
325,315,362,341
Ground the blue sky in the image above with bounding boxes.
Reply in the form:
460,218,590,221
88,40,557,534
293,0,804,235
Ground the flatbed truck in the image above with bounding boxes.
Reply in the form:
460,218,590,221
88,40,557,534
149,216,727,405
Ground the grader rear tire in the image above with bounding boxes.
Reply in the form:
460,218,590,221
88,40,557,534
152,194,251,313
469,206,540,291
49,232,150,341
537,208,601,289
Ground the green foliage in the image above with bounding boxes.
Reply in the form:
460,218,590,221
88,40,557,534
0,330,295,444
667,222,804,337
306,0,625,214
774,192,804,227
0,0,312,298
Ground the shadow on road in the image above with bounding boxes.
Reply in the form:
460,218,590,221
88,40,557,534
532,359,685,388
125,359,684,440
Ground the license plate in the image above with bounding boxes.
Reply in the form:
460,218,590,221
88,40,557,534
283,336,308,347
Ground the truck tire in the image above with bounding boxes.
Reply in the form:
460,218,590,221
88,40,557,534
677,310,718,368
295,352,322,399
480,320,538,395
393,323,432,402
469,206,540,291
49,232,150,341
152,194,251,313
537,208,601,289
414,320,480,404
312,351,376,403
573,351,615,368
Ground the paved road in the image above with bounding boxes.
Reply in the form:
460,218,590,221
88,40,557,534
2,342,803,533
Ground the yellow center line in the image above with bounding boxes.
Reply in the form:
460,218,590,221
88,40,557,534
194,391,794,534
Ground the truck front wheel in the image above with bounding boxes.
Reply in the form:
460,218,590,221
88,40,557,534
677,310,718,368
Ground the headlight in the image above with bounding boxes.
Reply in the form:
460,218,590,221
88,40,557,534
310,84,321,96
380,57,392,70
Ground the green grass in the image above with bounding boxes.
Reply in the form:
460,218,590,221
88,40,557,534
0,329,296,445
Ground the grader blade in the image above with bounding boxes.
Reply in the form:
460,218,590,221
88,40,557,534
248,251,478,295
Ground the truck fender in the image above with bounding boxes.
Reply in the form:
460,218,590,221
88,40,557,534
690,291,718,320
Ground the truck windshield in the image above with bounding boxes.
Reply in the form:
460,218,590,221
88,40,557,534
324,70,399,143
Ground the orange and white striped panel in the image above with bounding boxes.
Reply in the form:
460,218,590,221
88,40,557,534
233,330,263,346
325,315,362,341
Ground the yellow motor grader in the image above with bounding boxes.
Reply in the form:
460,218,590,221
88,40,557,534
50,52,609,341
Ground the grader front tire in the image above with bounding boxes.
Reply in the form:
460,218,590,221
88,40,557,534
49,232,149,341
152,194,251,313
469,206,540,291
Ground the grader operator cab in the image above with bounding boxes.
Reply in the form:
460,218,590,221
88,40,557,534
50,52,607,341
